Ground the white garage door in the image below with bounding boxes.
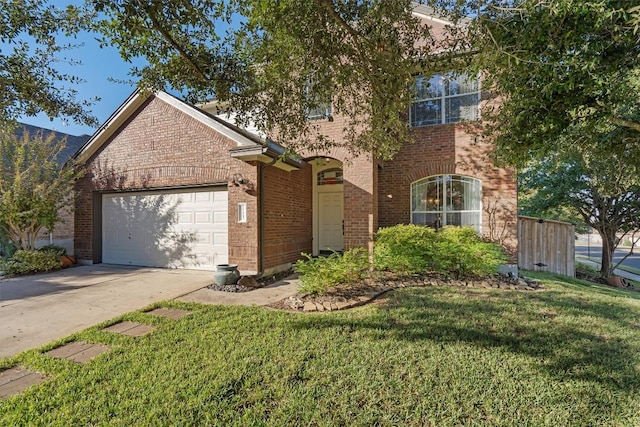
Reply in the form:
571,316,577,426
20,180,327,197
102,187,228,270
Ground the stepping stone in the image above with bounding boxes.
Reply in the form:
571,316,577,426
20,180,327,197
147,308,191,319
46,341,110,364
0,367,45,399
103,321,155,337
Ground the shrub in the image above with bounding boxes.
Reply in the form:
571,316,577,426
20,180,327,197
432,226,506,277
2,250,62,275
373,224,437,273
0,231,16,259
37,244,67,257
295,248,369,296
575,262,601,282
373,224,506,277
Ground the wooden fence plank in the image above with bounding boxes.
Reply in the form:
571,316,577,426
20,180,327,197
518,216,575,277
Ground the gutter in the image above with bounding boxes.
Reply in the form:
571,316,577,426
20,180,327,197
229,140,303,170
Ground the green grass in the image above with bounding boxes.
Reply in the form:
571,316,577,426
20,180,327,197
576,254,640,277
2,273,640,426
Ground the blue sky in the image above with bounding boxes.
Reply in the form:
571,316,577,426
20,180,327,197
10,0,159,140
18,29,143,137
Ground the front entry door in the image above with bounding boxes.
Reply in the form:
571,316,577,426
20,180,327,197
318,192,344,251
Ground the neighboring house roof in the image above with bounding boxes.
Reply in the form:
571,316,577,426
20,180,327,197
411,2,471,26
74,89,302,171
15,122,90,165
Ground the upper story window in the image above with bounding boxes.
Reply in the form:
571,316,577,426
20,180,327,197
307,104,332,121
410,72,480,127
305,74,332,121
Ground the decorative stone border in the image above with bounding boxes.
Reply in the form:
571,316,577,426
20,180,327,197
278,275,543,313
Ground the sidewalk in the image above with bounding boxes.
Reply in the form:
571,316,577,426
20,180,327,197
575,256,640,282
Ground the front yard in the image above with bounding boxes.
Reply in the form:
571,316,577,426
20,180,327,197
1,272,639,426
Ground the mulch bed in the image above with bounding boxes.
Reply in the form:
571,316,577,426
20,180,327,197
267,272,543,312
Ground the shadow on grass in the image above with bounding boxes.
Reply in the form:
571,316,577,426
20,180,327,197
290,284,640,393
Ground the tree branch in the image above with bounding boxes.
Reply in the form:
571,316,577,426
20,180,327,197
609,116,640,133
145,8,210,83
311,0,369,48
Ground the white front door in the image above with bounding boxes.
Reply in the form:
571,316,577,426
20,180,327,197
318,192,344,251
102,187,228,270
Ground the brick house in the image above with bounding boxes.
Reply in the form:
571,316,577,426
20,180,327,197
72,8,517,275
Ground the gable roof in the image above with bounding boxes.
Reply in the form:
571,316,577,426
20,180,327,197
74,89,300,169
15,122,90,165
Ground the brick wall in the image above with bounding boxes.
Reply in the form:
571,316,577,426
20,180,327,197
262,163,313,271
74,95,261,272
36,207,75,255
378,124,518,252
298,112,378,253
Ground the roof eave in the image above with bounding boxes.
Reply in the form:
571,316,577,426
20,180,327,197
229,144,304,172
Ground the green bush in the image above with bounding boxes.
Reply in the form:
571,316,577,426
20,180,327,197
0,231,16,259
2,250,62,275
373,224,506,277
37,244,67,257
432,226,506,277
295,248,369,296
575,262,601,281
373,224,437,273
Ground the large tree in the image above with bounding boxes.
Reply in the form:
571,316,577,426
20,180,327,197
520,142,640,278
90,0,460,159
0,127,84,251
0,0,97,126
454,0,640,166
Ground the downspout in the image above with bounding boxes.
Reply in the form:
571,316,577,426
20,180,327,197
258,157,278,277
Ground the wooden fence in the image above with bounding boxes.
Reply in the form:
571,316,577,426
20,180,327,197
518,216,575,277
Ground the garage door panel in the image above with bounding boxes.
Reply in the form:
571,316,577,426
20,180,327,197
102,188,228,270
177,211,194,225
214,232,228,246
195,232,212,245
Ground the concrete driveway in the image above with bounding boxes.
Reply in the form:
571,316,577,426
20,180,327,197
0,265,212,360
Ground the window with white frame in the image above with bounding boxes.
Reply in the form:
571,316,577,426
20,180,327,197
307,103,332,120
410,72,480,127
411,175,482,232
305,75,332,120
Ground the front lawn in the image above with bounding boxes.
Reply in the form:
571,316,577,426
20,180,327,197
1,272,640,426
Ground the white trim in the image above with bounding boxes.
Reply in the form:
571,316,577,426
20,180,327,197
75,91,147,164
411,11,455,26
155,92,259,147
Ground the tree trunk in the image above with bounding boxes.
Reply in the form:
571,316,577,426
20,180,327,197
599,229,617,278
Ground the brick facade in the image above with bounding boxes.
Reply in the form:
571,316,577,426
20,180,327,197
262,164,313,272
74,96,261,272
74,87,516,275
378,124,517,252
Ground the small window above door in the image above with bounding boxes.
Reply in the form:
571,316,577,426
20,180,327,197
317,168,343,185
